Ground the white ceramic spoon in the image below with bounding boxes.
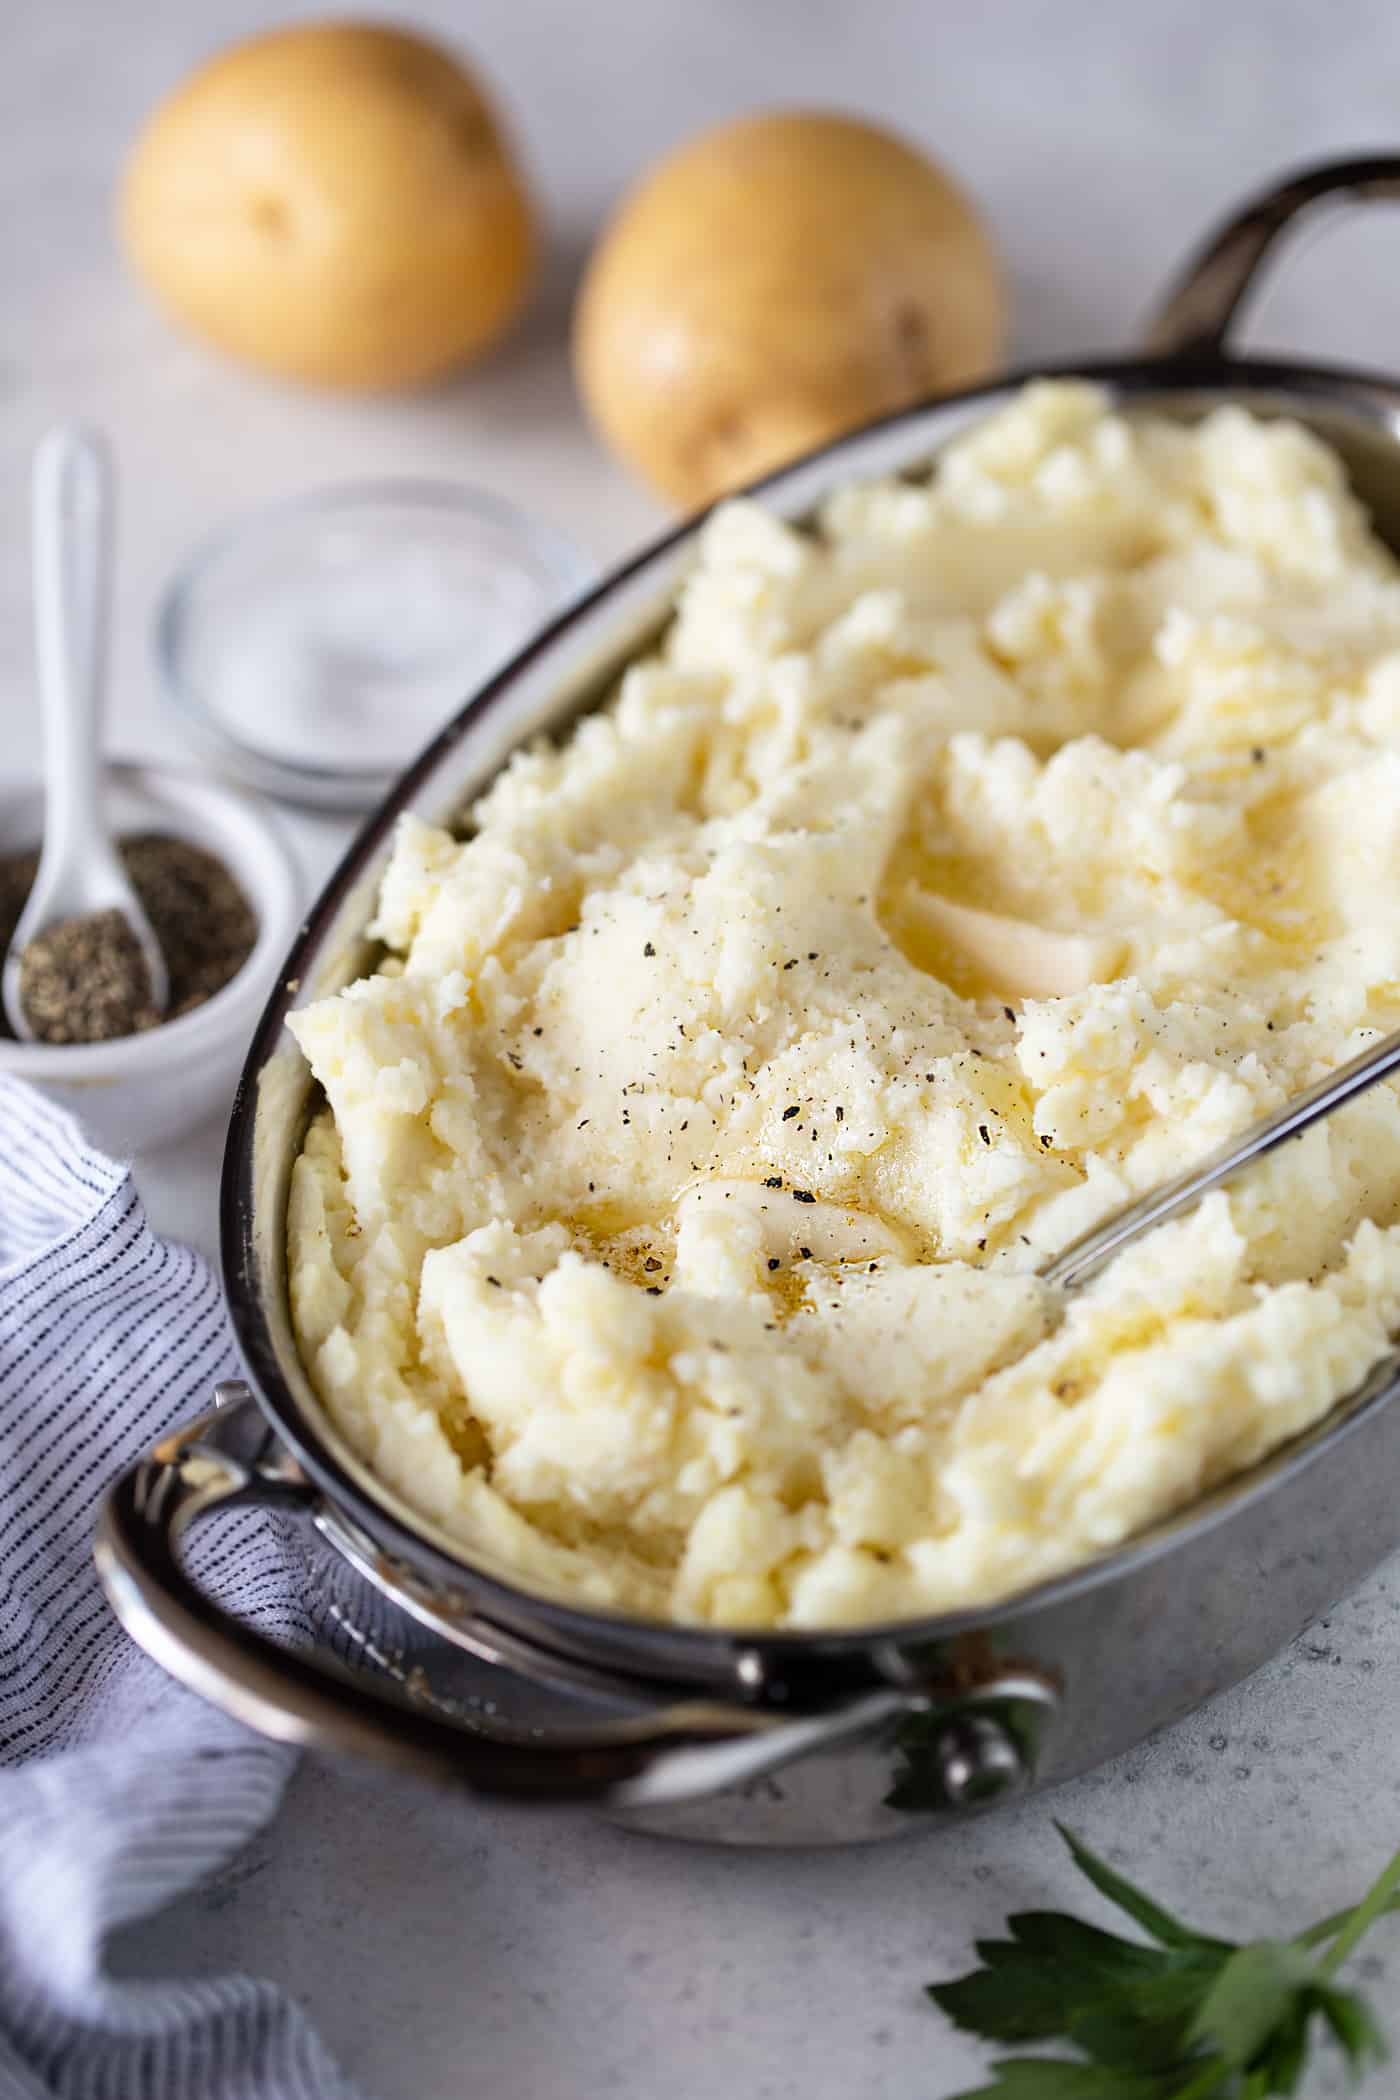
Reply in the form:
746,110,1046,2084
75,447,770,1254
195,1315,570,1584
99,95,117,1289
2,427,167,1040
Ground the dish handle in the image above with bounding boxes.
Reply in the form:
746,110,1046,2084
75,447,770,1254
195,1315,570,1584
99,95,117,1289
94,1384,1055,1812
1144,155,1400,363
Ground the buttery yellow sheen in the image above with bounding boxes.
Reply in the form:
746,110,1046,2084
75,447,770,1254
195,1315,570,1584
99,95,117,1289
289,383,1400,1627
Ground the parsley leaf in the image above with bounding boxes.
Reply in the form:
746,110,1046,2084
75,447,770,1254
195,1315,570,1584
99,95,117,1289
1187,1944,1317,2067
927,1826,1400,2098
947,2066,1192,2099
1056,1825,1224,1954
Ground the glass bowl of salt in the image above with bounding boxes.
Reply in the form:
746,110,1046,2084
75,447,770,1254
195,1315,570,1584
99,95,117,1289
156,481,594,810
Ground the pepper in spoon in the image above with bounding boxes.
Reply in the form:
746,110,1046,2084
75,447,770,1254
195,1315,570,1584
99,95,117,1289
1,427,167,1042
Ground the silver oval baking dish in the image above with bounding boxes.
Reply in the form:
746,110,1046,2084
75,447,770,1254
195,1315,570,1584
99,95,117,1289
96,159,1400,1844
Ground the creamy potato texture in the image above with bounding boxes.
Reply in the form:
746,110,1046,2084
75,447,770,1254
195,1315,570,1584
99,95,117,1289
289,382,1400,1627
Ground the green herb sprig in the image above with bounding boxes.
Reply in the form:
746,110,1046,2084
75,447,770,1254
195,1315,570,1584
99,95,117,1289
928,1824,1400,2097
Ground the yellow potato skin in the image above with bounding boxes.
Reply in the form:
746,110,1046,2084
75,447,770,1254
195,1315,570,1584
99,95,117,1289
120,22,536,390
575,109,1007,508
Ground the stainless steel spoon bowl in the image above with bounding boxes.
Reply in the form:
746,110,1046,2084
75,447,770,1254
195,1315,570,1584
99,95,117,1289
1,427,167,1042
1041,1024,1400,1294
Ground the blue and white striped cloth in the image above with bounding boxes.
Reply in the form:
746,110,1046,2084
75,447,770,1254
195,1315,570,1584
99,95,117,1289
0,1077,356,2100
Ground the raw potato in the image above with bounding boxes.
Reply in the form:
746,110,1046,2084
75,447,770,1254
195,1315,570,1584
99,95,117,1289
574,109,1006,507
120,22,536,390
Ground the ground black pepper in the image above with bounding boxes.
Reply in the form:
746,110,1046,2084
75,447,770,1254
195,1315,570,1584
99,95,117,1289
19,909,156,1042
0,833,257,1046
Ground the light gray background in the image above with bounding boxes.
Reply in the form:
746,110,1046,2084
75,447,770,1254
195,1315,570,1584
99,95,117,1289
6,1,1400,2093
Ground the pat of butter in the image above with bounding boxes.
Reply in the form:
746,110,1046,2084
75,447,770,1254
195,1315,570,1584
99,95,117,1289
901,887,1127,1000
672,1178,914,1293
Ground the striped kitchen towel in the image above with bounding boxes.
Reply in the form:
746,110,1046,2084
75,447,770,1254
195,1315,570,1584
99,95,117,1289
0,1076,357,2100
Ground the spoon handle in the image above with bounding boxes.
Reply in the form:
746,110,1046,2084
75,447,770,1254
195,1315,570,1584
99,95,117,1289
1039,1024,1400,1294
32,427,114,876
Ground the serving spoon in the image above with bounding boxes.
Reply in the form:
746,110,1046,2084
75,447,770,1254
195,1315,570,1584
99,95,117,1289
1037,1021,1400,1299
2,427,167,1040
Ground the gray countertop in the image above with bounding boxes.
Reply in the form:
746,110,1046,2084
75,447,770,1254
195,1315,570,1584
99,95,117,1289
7,0,1400,2091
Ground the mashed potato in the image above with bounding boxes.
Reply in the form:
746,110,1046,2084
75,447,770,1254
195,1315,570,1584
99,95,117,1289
288,381,1400,1627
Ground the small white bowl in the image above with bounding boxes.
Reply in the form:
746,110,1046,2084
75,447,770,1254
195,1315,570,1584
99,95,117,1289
0,761,301,1153
156,480,594,812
